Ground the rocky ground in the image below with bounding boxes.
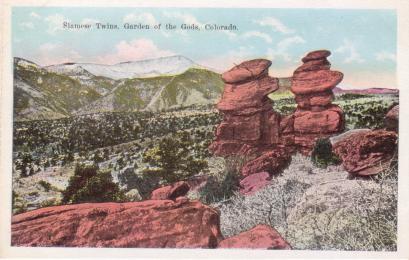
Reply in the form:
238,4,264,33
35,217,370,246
213,153,397,251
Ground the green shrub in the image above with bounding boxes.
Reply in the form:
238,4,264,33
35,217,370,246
62,164,125,204
195,156,245,204
311,138,341,168
38,180,52,192
40,198,60,208
142,132,208,184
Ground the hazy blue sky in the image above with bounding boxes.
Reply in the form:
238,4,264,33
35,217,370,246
12,7,396,89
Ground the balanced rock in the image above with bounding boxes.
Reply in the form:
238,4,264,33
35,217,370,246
210,59,281,156
239,172,271,195
221,59,271,84
287,50,345,154
385,104,399,132
12,199,223,248
150,181,190,200
332,130,398,176
218,224,291,249
301,49,331,63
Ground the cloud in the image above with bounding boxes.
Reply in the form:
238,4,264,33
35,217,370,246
198,46,255,72
267,36,305,62
30,12,41,19
29,42,83,66
375,51,396,62
242,31,272,43
20,22,34,29
223,30,237,39
335,39,365,64
123,12,157,25
44,14,67,35
255,17,294,34
95,38,175,64
340,70,396,89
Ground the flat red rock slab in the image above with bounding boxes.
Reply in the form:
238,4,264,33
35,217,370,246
218,224,291,249
291,70,343,95
222,59,272,84
12,200,223,248
332,130,398,176
239,172,271,195
301,50,331,63
150,181,190,200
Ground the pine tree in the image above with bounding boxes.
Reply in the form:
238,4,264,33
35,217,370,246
142,132,208,184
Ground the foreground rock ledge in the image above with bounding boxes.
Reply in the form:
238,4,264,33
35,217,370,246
218,224,291,249
12,199,223,248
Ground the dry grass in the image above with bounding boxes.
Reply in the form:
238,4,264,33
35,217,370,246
212,153,398,251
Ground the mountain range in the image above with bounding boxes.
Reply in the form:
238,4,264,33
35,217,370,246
13,56,398,121
13,56,224,121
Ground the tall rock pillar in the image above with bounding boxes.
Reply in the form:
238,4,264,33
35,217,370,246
209,59,281,156
289,50,345,154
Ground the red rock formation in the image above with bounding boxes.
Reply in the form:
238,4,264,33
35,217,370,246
209,59,281,156
218,224,291,249
11,199,223,248
288,50,345,154
332,130,398,176
239,172,271,195
241,146,291,177
385,104,399,132
150,181,190,200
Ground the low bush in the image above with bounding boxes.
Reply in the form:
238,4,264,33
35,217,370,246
311,138,341,168
62,164,126,204
38,180,52,192
193,156,246,204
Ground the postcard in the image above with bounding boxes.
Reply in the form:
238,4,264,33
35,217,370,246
1,0,409,259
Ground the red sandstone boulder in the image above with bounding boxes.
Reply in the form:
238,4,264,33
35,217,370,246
291,70,343,95
221,59,271,84
294,59,331,74
293,105,344,134
241,147,291,177
218,224,291,249
260,110,281,145
301,50,331,63
150,181,190,200
280,114,295,134
12,199,223,248
332,130,398,176
217,76,278,112
294,91,334,108
239,172,271,195
385,104,399,132
294,133,333,155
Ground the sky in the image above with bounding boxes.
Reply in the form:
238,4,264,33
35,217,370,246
12,7,397,89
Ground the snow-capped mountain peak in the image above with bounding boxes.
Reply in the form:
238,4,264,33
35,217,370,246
45,55,201,80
